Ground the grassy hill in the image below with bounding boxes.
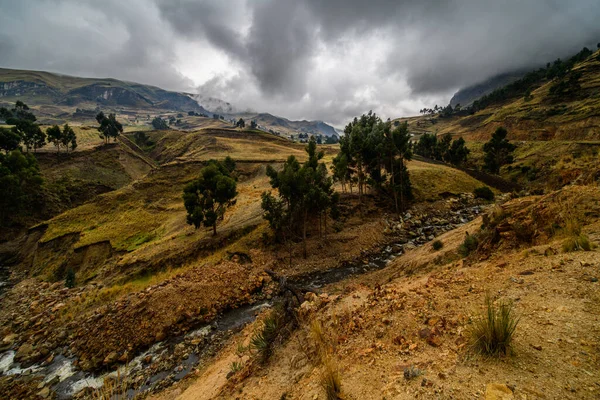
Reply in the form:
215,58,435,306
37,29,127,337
414,49,600,142
0,68,205,114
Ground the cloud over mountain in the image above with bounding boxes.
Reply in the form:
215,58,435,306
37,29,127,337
1,0,599,126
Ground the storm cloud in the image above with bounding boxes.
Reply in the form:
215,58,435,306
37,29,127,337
1,0,599,126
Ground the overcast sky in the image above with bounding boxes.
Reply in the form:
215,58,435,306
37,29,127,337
1,0,599,127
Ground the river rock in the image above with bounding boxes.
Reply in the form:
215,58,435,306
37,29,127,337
37,386,51,399
103,351,118,365
15,342,34,361
485,383,514,399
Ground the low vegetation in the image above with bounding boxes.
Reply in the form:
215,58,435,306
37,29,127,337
473,186,495,201
469,294,519,356
320,358,343,400
249,308,284,364
459,232,479,257
432,239,444,251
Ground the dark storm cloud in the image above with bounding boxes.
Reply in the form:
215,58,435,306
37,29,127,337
1,0,600,124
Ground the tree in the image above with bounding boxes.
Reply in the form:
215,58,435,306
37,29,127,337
483,127,516,174
46,125,63,153
382,121,412,214
262,137,338,259
62,124,77,152
236,118,246,129
16,120,45,152
152,117,169,130
436,133,453,161
1,101,44,152
0,149,44,226
250,120,257,129
446,137,470,165
336,111,412,212
96,112,123,144
414,133,438,159
0,127,22,153
0,101,37,125
183,159,237,235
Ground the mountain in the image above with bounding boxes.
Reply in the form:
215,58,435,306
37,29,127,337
0,67,338,137
234,112,338,137
449,70,527,107
0,68,204,112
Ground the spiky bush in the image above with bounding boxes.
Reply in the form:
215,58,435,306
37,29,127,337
432,240,443,251
249,309,282,363
469,295,519,355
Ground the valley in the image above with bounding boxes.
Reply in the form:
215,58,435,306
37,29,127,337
0,40,599,400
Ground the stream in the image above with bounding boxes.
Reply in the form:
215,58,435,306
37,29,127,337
0,202,483,399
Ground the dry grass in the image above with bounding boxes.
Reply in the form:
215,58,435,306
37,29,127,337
320,358,343,400
469,294,519,356
407,159,488,201
92,370,129,400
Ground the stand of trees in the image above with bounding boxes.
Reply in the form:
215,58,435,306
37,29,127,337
0,101,46,152
0,150,43,225
236,118,246,128
96,112,123,143
46,124,77,153
151,117,169,130
262,137,339,259
483,127,516,174
333,111,412,215
413,132,470,165
183,157,237,235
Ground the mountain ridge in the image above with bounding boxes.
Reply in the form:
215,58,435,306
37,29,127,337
0,67,338,137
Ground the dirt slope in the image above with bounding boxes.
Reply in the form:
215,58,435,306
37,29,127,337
158,186,600,400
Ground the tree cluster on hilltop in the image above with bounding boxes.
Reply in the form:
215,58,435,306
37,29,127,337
333,111,412,215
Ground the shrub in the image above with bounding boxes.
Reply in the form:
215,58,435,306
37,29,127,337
512,222,535,244
250,309,282,363
562,234,592,252
474,186,495,201
459,233,479,257
432,240,443,251
320,358,342,400
469,294,519,355
65,268,76,288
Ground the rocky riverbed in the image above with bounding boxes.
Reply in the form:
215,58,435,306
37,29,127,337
0,193,489,399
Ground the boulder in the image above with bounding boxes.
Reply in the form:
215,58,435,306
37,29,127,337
485,383,514,400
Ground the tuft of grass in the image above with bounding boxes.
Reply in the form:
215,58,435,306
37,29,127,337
473,186,495,201
249,309,282,363
512,222,535,244
320,358,343,400
459,233,479,257
229,361,243,375
469,294,519,356
562,234,592,252
93,370,128,400
309,320,329,362
432,240,443,251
